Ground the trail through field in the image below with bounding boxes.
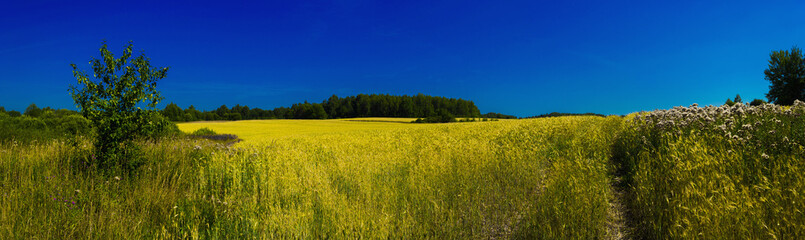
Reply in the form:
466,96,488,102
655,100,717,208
607,143,635,240
606,176,633,240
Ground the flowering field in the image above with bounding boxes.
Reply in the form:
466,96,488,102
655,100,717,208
2,105,804,238
177,118,423,142
0,116,621,238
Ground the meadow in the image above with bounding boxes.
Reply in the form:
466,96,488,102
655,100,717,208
0,116,619,238
1,103,804,238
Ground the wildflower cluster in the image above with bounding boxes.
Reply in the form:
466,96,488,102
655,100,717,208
632,100,805,148
44,174,80,210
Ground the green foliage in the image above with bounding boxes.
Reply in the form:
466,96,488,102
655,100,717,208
69,41,169,171
224,112,242,121
0,106,91,142
162,102,184,122
158,94,482,121
60,115,92,135
734,94,742,103
203,112,219,121
412,109,456,123
7,110,21,117
19,116,47,130
725,98,736,106
140,112,181,139
749,98,767,106
24,103,43,117
482,112,518,119
184,105,202,121
525,112,606,119
290,101,328,119
191,127,217,136
765,46,805,105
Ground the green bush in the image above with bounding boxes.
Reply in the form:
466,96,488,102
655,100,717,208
749,98,767,106
411,109,456,123
19,116,47,130
139,112,181,139
191,127,217,136
60,115,92,135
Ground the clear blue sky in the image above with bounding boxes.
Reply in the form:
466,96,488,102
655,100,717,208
1,0,803,116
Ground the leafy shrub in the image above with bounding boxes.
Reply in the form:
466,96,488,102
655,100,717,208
192,127,217,136
749,98,767,106
140,112,181,139
60,115,92,135
412,109,456,123
19,116,47,130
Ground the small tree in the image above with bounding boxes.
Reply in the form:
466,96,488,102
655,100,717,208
725,98,735,106
733,94,742,103
69,41,168,170
749,98,767,106
162,102,184,121
24,103,42,117
765,46,805,105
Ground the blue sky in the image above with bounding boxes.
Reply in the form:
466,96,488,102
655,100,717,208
1,0,803,116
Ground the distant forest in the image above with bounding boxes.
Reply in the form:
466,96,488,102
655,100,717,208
481,112,518,119
524,112,606,119
161,94,485,121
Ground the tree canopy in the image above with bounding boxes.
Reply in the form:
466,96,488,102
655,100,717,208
161,94,482,121
765,46,805,105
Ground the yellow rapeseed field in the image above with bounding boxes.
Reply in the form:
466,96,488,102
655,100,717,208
172,117,622,238
0,116,623,238
178,118,423,142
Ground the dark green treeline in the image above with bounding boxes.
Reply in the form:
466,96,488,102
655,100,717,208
162,94,482,121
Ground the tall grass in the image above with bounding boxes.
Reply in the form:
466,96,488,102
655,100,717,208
0,116,621,238
614,102,805,238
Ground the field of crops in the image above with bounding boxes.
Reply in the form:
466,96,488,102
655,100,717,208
178,118,423,142
2,103,805,238
0,116,619,238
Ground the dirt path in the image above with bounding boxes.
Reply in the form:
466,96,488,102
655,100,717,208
606,176,633,240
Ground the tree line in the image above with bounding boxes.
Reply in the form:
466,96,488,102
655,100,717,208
0,103,93,142
160,94,483,122
0,103,179,143
481,112,517,119
524,112,606,119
